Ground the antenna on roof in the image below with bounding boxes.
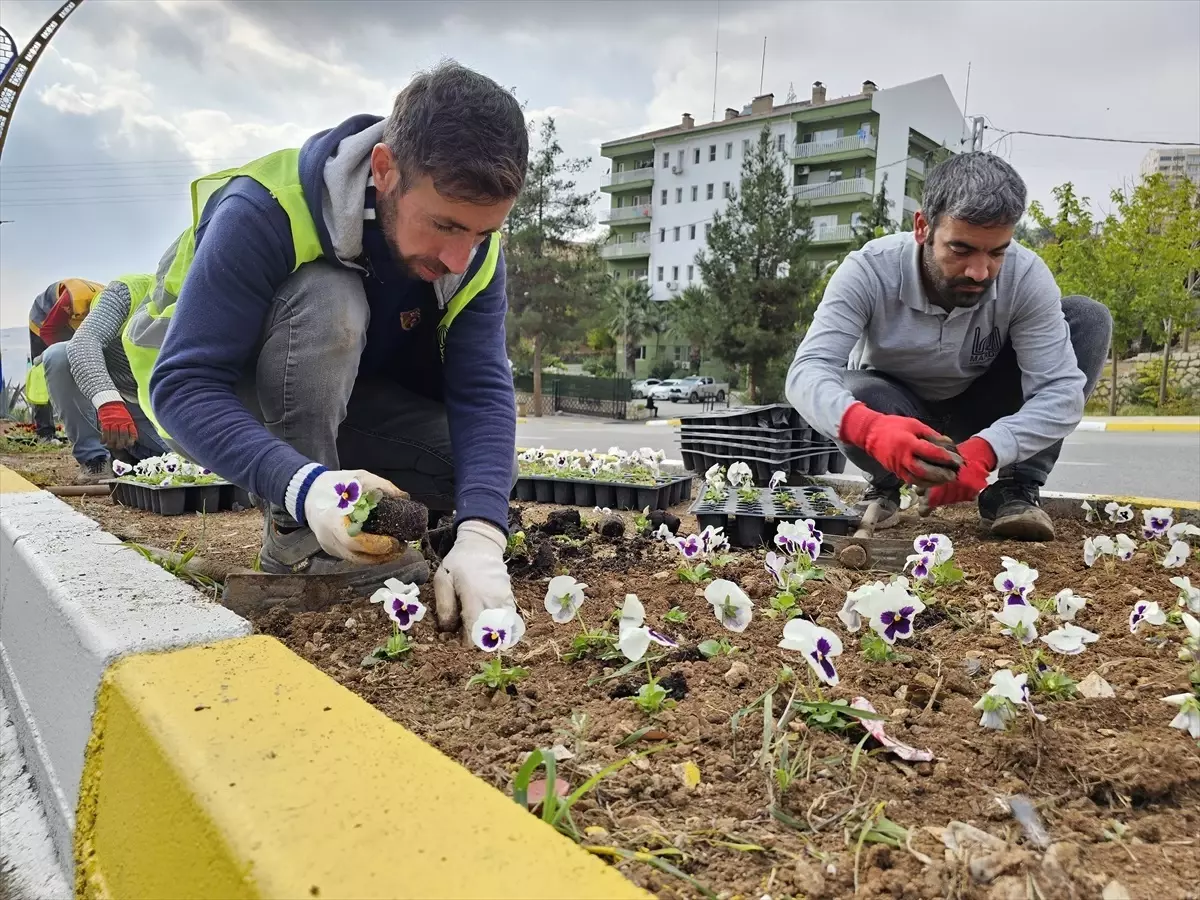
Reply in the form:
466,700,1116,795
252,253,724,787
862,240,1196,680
711,0,720,121
759,36,767,94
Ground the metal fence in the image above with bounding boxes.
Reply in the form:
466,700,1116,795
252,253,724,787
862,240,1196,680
513,374,631,419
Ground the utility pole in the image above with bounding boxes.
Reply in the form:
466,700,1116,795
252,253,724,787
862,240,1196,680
0,0,87,162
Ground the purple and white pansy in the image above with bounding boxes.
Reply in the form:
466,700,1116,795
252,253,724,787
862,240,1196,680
471,607,526,652
1053,588,1088,621
617,593,677,662
853,579,925,645
333,479,361,510
703,579,754,633
993,603,1040,645
905,553,934,581
1142,507,1174,540
112,459,132,477
543,575,588,624
1164,540,1191,569
992,557,1038,605
779,618,843,686
1129,600,1166,634
370,578,426,631
1083,534,1116,567
913,533,954,565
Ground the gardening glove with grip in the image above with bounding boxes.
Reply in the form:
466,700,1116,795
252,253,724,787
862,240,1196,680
923,436,996,509
97,401,138,450
303,469,407,564
838,402,959,485
432,519,516,644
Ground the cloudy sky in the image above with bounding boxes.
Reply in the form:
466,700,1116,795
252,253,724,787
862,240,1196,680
0,0,1197,328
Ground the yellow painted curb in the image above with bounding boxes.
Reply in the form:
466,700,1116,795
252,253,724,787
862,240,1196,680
75,635,649,900
0,464,41,493
1102,421,1200,433
1106,494,1200,512
516,417,527,424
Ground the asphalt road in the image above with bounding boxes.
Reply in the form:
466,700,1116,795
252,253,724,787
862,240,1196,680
516,415,1200,502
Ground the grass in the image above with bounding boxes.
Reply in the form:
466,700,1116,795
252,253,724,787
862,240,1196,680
1085,399,1200,417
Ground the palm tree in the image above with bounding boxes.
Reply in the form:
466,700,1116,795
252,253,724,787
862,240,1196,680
605,277,657,375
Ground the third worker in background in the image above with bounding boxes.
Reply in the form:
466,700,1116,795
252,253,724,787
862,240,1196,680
786,153,1112,541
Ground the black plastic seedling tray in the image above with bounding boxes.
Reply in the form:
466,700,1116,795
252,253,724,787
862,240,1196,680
688,485,858,548
511,474,693,511
110,479,253,516
679,403,845,478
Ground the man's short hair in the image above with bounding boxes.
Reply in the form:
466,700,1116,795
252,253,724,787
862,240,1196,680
922,152,1027,229
383,60,528,204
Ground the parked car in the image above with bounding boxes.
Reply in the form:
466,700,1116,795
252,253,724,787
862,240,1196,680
631,377,662,399
649,379,683,401
669,375,729,403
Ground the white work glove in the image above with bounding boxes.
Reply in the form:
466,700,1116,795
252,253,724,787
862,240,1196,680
433,519,516,643
303,469,407,564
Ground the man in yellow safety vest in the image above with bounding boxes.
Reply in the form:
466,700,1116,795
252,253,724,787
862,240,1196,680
25,278,105,441
126,61,527,641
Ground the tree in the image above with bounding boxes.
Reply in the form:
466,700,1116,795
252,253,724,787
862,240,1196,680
667,284,722,373
505,117,604,415
695,125,817,402
604,277,660,375
850,172,898,249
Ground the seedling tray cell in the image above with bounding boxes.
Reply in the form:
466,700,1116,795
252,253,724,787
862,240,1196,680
510,475,693,511
688,485,858,548
110,478,240,517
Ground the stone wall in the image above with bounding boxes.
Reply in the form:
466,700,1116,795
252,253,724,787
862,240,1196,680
1089,350,1200,404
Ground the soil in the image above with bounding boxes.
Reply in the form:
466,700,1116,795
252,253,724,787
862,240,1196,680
9,440,1198,898
363,495,429,542
251,501,1200,900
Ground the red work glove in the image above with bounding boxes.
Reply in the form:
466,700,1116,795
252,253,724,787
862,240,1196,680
839,402,958,484
924,436,996,508
39,287,75,345
97,401,138,450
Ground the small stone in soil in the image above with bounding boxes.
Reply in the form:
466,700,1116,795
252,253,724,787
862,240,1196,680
363,496,429,541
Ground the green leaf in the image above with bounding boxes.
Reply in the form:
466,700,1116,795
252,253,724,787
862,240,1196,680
698,639,722,659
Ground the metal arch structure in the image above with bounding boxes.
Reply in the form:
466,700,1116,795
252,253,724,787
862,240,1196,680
0,0,86,162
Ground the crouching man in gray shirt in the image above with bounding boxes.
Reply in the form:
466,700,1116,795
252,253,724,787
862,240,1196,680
785,153,1111,540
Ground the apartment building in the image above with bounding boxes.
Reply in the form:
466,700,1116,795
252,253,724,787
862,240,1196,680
1140,146,1200,188
599,75,965,303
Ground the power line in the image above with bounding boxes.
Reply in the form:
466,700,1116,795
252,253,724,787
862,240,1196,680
983,126,1199,147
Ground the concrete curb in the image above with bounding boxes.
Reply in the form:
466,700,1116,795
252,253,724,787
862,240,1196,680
0,466,650,898
0,467,252,875
638,417,1200,433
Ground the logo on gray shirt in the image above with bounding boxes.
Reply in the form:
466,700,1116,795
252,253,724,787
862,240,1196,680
969,325,1003,365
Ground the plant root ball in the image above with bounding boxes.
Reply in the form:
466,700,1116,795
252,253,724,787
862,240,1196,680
599,516,626,538
542,508,582,535
362,496,430,542
648,509,681,535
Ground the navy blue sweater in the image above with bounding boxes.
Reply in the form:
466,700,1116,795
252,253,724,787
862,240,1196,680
150,116,516,532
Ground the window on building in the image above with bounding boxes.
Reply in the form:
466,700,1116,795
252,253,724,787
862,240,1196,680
672,265,679,281
693,147,700,165
635,345,647,360
777,134,787,153
709,144,717,161
627,268,637,278
673,226,680,241
673,344,689,362
677,149,684,168
854,166,867,179
722,181,731,198
656,267,664,282
659,227,666,242
705,223,712,238
662,152,669,168
689,224,696,239
661,189,668,204
743,139,751,154
675,187,683,203
725,142,733,159
828,171,843,183
686,264,694,281
691,185,698,201
706,183,714,200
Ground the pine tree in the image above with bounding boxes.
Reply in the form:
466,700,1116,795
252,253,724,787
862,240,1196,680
505,117,603,414
695,126,817,401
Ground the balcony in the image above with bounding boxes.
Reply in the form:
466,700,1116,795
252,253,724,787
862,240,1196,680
599,204,653,225
600,236,652,260
811,224,855,243
601,166,655,191
906,156,926,176
792,177,873,205
903,195,921,217
792,134,876,160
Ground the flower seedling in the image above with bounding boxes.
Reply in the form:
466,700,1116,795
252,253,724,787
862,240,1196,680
1164,540,1191,569
1054,589,1088,621
1081,500,1097,522
994,603,1040,645
779,618,843,686
1142,507,1174,541
727,461,753,488
774,520,823,568
632,672,675,716
673,526,731,583
1041,623,1100,655
332,479,382,537
849,579,926,645
698,637,737,659
993,556,1038,605
1084,534,1117,569
1163,692,1200,740
736,484,762,505
366,579,425,662
702,464,728,502
633,506,651,535
766,590,803,621
974,669,1037,731
1105,502,1133,524
1029,658,1079,701
505,529,528,560
664,606,688,625
544,575,588,624
859,631,911,663
467,608,528,690
1171,577,1200,615
1168,522,1200,543
790,698,884,734
704,579,754,632
1129,600,1166,634
616,594,677,663
1178,613,1200,665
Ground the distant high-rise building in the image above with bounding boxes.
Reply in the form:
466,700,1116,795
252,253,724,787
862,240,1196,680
1140,147,1200,187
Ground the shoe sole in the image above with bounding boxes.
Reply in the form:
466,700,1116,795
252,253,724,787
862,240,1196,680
988,509,1056,542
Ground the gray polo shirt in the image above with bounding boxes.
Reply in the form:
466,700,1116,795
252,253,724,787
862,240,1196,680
785,232,1085,469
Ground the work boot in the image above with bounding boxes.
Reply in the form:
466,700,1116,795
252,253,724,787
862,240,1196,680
978,479,1055,541
258,516,430,591
854,483,902,530
73,457,113,485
